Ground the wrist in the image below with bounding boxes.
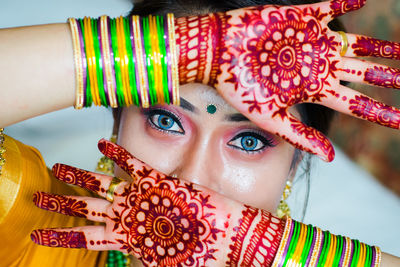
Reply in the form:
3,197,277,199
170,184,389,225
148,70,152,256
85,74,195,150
224,205,285,266
175,12,228,86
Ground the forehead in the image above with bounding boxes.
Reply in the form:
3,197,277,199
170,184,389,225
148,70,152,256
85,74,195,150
179,83,239,114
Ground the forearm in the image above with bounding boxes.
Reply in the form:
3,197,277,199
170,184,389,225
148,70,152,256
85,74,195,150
382,253,400,267
0,23,75,127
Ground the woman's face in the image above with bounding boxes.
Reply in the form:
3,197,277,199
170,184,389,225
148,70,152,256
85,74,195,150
117,83,296,212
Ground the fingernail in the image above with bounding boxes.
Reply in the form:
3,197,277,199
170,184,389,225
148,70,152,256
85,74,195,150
97,139,107,153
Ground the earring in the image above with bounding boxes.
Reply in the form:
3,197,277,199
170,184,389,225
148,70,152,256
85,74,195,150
96,134,117,176
276,180,292,218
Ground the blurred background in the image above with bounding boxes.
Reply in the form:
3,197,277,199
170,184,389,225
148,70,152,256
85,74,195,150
334,0,400,195
1,0,399,257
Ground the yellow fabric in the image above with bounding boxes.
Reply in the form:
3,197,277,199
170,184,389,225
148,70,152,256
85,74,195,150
0,136,107,267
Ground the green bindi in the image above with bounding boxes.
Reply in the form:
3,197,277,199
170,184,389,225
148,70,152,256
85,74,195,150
207,104,217,114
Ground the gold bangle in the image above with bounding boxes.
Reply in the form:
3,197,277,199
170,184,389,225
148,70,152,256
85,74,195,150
0,129,6,176
100,16,118,108
132,15,150,108
168,13,180,106
342,237,353,267
338,31,349,57
68,18,84,109
271,217,292,267
374,246,381,267
106,177,123,202
309,227,323,267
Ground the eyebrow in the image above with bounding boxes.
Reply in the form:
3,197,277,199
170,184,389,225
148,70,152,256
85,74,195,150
180,97,198,113
225,113,250,122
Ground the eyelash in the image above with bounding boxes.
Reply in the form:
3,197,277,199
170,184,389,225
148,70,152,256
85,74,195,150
227,131,276,154
143,108,185,135
143,108,276,153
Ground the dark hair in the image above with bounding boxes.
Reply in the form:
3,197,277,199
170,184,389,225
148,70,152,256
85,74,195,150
114,0,345,219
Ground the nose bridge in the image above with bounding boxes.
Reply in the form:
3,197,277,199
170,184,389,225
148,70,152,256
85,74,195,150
175,133,214,188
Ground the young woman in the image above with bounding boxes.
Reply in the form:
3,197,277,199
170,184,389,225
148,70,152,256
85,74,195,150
1,0,399,266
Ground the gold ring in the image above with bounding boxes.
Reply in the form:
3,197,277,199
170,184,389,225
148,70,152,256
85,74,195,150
338,31,348,57
106,177,123,202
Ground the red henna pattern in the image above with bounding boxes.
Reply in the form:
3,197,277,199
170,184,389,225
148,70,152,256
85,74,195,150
242,210,284,266
52,164,104,193
349,95,400,129
227,205,258,265
227,206,284,266
114,166,222,266
176,15,211,84
364,66,400,89
176,12,229,86
98,140,136,175
31,230,87,248
352,36,400,60
286,117,334,161
329,0,366,18
219,6,338,116
33,192,88,218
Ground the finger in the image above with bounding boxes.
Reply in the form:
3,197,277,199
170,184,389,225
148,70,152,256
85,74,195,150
98,138,166,180
327,0,366,20
31,226,120,251
52,163,113,198
344,33,400,60
340,57,400,89
322,84,400,129
33,192,109,222
266,113,335,162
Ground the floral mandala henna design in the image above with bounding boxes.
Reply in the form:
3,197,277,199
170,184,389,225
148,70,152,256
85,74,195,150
349,95,400,129
33,192,88,218
31,230,87,248
114,167,223,266
227,206,284,266
53,164,104,193
219,6,339,117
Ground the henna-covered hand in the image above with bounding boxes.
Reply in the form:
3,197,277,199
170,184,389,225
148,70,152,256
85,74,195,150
32,139,285,266
176,0,400,161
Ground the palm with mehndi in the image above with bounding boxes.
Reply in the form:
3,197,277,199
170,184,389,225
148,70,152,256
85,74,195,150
177,0,400,162
32,139,284,266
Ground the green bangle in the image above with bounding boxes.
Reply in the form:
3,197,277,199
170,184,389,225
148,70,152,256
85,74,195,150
333,235,344,267
110,18,125,106
123,17,140,106
300,224,314,266
157,16,170,104
351,239,360,267
283,220,300,266
92,18,108,107
143,17,157,105
317,231,331,267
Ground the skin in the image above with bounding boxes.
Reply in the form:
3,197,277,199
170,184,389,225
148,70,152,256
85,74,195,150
117,83,296,212
117,83,297,266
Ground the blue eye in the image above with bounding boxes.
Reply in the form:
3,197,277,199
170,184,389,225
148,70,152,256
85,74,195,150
147,109,184,134
157,114,174,130
241,136,259,151
228,132,276,153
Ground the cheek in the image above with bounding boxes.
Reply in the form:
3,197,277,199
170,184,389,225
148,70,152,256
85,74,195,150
218,142,294,212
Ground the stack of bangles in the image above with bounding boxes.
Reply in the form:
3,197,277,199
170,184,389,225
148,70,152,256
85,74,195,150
271,217,381,267
68,14,179,109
